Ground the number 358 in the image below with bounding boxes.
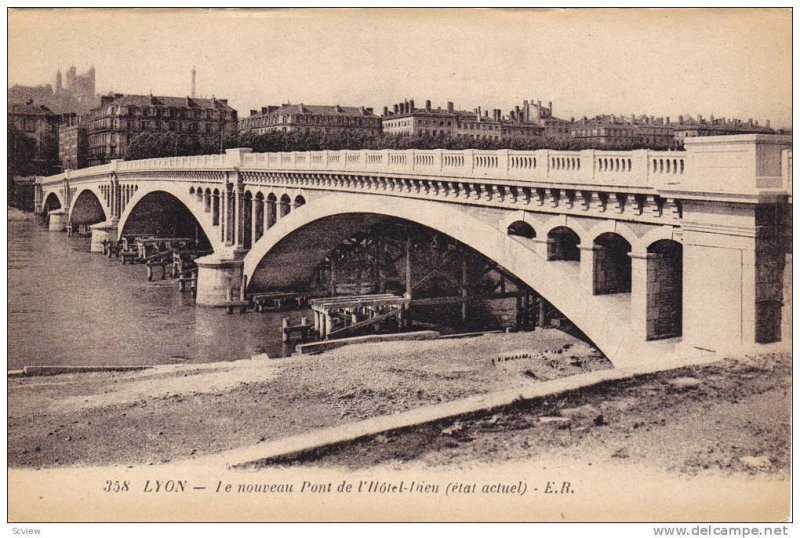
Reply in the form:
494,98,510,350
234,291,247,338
103,480,130,493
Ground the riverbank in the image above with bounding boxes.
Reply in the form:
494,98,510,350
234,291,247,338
9,329,609,467
270,350,790,481
7,342,790,522
8,206,35,222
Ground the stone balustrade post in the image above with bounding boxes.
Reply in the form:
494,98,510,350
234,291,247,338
498,149,509,174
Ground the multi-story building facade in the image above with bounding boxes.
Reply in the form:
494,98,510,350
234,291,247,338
381,99,564,143
59,115,89,170
86,93,238,165
670,114,775,143
238,104,382,137
569,115,675,148
8,100,63,174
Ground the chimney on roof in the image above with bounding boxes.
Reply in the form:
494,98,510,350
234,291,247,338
425,99,431,111
394,104,399,115
766,119,771,128
679,115,683,124
250,109,258,116
383,106,389,116
494,109,501,121
710,114,715,123
262,107,269,114
666,116,670,124
510,110,516,121
409,99,415,111
570,117,575,123
548,101,552,113
365,107,373,115
698,114,704,122
447,101,454,113
191,66,196,99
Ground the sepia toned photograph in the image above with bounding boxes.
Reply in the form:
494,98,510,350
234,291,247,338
5,6,793,529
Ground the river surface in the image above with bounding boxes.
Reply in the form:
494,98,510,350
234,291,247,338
8,220,298,369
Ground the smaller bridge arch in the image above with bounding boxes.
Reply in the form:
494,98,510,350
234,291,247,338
43,191,63,213
68,187,109,227
117,183,224,252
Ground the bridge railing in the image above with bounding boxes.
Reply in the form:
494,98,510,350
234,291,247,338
36,135,792,198
116,153,229,171
240,147,688,190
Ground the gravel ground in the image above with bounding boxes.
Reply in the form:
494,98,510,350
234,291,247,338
263,352,791,479
8,329,609,467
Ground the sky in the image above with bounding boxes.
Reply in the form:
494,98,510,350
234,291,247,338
7,8,793,128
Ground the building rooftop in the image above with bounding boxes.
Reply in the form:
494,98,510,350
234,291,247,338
9,100,56,116
248,104,377,118
97,93,236,112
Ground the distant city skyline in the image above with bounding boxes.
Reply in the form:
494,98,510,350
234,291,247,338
8,8,792,128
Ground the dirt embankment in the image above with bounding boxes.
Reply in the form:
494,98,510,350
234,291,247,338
8,206,36,222
267,352,790,479
9,330,608,468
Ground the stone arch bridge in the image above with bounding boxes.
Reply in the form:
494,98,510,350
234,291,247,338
36,135,792,368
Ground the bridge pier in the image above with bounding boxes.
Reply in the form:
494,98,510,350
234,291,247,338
47,209,68,232
90,220,118,253
194,253,245,307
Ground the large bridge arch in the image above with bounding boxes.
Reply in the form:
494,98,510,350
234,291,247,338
117,182,223,252
243,193,654,367
68,187,109,225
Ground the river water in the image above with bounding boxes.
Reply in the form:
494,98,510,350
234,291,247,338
8,219,297,369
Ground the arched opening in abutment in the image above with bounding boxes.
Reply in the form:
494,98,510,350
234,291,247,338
247,213,595,339
646,239,682,340
547,226,581,261
69,190,106,226
243,191,253,249
593,232,632,295
507,220,536,239
266,193,277,229
119,191,212,251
